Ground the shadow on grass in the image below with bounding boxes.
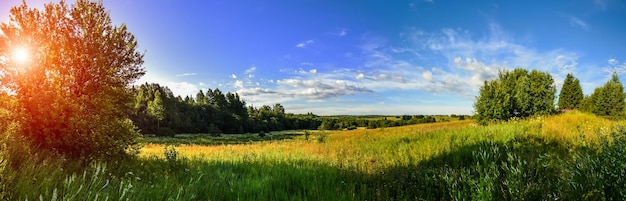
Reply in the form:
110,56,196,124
365,134,626,200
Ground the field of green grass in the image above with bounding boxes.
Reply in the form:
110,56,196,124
2,111,626,200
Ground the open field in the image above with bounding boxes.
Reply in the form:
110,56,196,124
3,111,626,200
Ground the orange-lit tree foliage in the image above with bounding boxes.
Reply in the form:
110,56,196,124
0,0,145,160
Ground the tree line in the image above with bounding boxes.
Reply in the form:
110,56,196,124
131,83,321,136
475,68,626,124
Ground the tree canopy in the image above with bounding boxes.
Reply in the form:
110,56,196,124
474,68,556,125
0,0,145,160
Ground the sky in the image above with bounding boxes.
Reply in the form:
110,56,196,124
2,0,626,115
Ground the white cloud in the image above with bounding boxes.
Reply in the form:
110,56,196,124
234,80,244,89
296,40,314,48
609,58,618,65
422,70,433,81
356,73,365,79
175,73,196,77
230,74,237,79
245,66,256,75
297,68,318,75
236,87,276,96
165,81,199,97
276,79,372,99
453,57,500,88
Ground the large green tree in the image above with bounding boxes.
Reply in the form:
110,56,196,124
474,68,556,124
558,73,584,110
0,0,145,160
581,72,625,116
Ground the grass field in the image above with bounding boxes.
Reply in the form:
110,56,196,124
2,111,626,200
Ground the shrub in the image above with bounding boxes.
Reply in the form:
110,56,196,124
317,132,327,143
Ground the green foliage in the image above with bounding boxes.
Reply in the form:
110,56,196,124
317,132,327,143
131,83,322,135
258,131,266,138
163,145,178,163
581,72,626,117
558,73,584,110
147,90,166,129
0,0,145,160
475,68,556,124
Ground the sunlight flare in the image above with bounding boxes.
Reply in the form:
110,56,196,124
12,47,30,64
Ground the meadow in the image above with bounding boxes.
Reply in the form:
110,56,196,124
2,111,626,200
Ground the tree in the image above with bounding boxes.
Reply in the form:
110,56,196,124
148,90,165,131
474,68,555,124
558,73,584,110
0,0,145,160
583,72,626,117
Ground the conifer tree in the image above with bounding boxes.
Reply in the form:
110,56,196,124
558,73,584,110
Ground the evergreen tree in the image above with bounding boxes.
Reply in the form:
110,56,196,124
581,72,626,117
558,73,584,110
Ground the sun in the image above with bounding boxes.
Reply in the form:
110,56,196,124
12,47,30,64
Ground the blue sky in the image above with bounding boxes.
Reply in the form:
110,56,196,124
2,0,626,115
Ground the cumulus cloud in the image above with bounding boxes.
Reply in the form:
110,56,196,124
236,87,277,96
234,80,244,88
164,81,199,97
453,57,500,88
230,74,237,79
277,79,372,99
609,58,618,65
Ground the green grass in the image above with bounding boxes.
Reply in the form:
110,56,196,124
141,131,303,146
2,112,626,200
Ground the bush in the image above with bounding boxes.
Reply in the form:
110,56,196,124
258,131,266,138
163,145,178,163
317,132,327,143
304,130,311,141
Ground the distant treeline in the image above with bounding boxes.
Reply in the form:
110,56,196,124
131,83,445,136
318,115,438,130
131,83,320,136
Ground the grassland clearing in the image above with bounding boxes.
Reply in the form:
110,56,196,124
3,111,626,200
